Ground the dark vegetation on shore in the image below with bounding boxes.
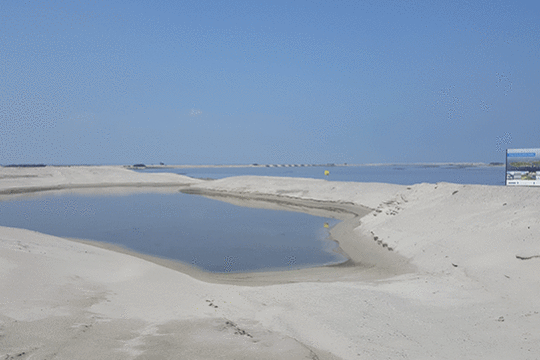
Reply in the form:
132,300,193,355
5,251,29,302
2,164,47,168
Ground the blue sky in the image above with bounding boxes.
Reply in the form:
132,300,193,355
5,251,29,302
1,0,539,165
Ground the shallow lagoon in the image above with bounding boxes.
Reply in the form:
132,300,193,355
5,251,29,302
0,191,343,273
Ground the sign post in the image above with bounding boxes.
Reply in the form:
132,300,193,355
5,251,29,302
506,148,540,186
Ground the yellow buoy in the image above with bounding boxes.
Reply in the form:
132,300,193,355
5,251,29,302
323,222,329,228
324,170,330,176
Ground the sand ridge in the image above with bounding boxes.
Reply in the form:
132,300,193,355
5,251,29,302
1,166,540,359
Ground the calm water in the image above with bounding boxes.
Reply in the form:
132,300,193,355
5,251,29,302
134,164,505,185
0,191,342,273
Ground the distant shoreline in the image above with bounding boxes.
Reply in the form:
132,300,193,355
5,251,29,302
124,162,504,170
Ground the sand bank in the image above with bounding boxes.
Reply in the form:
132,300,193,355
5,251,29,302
1,166,540,359
0,165,202,195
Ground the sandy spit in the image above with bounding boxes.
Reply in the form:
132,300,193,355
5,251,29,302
1,166,539,359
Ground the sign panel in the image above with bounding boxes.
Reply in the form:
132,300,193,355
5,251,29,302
506,148,540,186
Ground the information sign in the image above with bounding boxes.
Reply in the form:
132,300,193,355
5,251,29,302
506,148,540,186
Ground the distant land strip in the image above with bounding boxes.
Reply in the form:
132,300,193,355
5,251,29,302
124,162,504,169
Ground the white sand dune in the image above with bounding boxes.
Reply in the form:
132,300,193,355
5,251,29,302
1,166,539,359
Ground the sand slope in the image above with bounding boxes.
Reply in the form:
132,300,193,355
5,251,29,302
1,167,539,359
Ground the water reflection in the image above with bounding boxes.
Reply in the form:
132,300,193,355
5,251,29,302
0,190,344,273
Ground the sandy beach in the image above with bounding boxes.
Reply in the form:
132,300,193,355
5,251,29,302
1,166,539,359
